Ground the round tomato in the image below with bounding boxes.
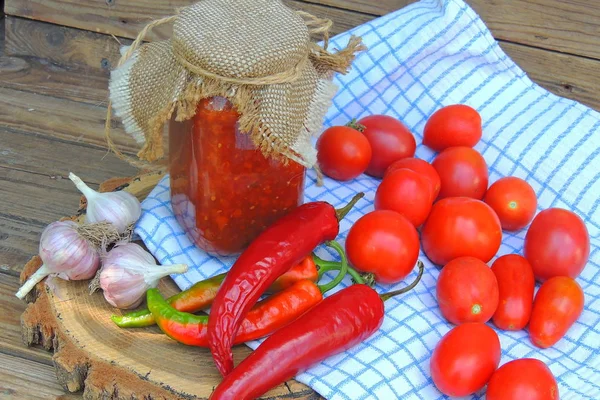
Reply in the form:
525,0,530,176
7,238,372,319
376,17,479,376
421,197,502,266
487,358,559,400
529,276,584,348
524,208,590,281
357,115,416,178
436,257,499,325
423,104,482,151
374,169,433,227
491,254,535,331
384,157,441,200
432,146,489,199
345,210,419,284
316,125,372,181
430,323,501,397
484,177,537,231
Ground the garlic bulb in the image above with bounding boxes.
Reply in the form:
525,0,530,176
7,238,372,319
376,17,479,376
69,172,141,234
99,243,187,309
16,221,101,299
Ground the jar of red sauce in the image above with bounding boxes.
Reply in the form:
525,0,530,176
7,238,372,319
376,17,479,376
169,96,306,256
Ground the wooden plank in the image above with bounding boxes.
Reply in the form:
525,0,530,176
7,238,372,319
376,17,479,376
0,272,55,365
0,352,67,399
0,86,139,154
500,41,600,112
3,0,373,42
469,0,600,61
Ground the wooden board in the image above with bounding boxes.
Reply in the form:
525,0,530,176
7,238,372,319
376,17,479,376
18,172,321,399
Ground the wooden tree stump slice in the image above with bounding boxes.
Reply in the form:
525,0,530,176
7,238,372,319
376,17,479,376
19,172,320,400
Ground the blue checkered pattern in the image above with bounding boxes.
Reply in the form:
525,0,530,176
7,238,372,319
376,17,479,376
134,0,600,398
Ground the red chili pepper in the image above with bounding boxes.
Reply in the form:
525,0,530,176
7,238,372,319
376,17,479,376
111,256,319,329
208,194,364,376
209,261,424,399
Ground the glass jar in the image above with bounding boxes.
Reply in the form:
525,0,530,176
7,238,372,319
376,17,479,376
169,97,306,256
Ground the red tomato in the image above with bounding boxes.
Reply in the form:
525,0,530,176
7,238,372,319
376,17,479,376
357,115,416,178
524,208,590,281
384,157,441,200
432,146,489,200
484,177,537,231
345,210,419,284
421,197,502,266
487,358,559,400
316,126,372,181
423,104,482,151
436,257,499,324
491,254,535,331
374,169,433,227
430,323,501,397
529,276,584,348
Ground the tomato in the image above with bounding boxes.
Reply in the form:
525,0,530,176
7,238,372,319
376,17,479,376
421,197,502,266
345,210,419,284
524,208,590,281
436,257,499,324
430,323,501,397
432,146,488,200
484,177,537,231
384,157,441,200
357,115,416,178
316,125,372,181
423,104,482,151
374,169,433,227
487,358,559,400
529,276,584,348
491,254,535,331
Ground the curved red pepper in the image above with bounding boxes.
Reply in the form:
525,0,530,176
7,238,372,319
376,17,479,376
208,195,363,376
209,261,424,399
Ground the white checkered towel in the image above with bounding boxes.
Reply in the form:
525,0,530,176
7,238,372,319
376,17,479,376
135,0,600,398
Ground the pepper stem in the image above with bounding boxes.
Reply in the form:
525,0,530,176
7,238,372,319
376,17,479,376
313,254,368,285
15,264,51,300
317,241,348,294
379,261,424,302
335,193,365,221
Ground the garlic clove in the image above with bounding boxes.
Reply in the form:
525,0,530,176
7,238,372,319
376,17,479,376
69,172,142,234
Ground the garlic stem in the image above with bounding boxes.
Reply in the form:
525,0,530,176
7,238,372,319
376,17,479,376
69,172,99,200
15,264,51,299
143,263,188,285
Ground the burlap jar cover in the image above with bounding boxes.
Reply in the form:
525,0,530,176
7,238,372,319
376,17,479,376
107,0,365,169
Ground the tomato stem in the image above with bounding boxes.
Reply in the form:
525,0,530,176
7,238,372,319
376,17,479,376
335,193,365,221
345,119,366,133
379,261,424,301
317,241,348,294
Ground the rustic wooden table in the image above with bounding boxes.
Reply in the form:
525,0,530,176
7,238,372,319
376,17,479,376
1,0,599,398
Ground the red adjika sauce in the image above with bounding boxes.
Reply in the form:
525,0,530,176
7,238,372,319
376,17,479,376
169,97,305,256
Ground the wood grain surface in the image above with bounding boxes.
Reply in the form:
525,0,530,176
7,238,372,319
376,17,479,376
1,0,600,398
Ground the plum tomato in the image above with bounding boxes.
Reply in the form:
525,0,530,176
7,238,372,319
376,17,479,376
436,257,499,325
374,169,433,227
316,125,372,181
384,157,441,200
357,115,416,178
421,197,502,266
487,358,559,400
430,322,501,397
491,254,535,331
423,104,482,151
345,210,420,284
484,177,537,231
432,146,489,200
524,208,590,281
529,276,584,348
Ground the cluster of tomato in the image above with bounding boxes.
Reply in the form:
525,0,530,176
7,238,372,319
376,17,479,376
316,104,591,398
